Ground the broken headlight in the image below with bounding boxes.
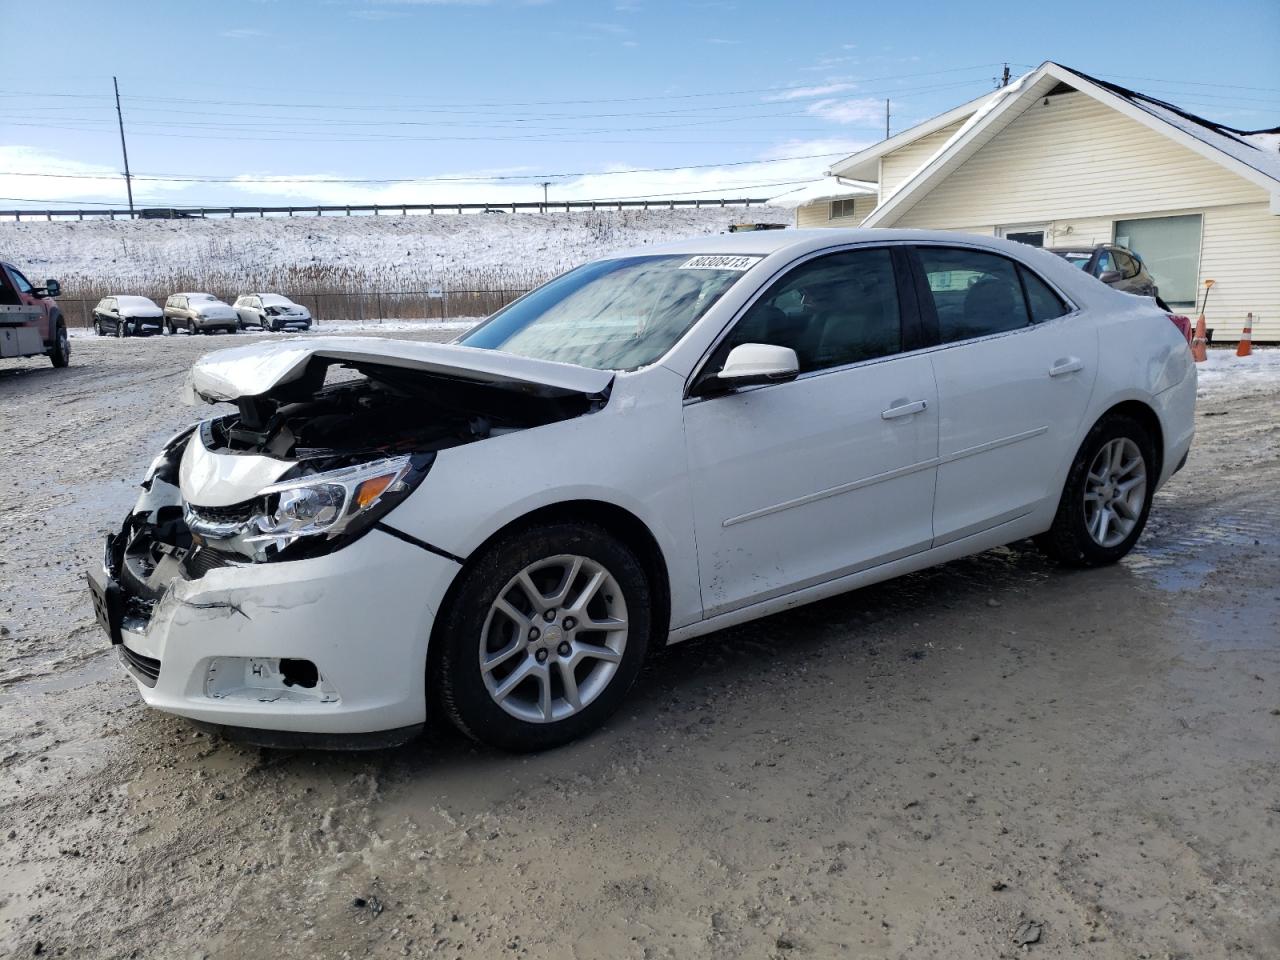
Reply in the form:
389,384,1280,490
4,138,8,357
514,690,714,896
188,453,434,562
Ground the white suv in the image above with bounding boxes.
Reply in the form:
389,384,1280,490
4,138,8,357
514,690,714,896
234,294,312,332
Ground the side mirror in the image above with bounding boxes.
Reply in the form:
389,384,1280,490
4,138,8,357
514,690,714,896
716,343,800,388
1098,270,1122,284
44,279,60,297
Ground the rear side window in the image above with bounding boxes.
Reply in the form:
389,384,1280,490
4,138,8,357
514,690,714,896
1115,251,1140,279
1019,266,1069,322
715,247,902,374
915,247,1029,343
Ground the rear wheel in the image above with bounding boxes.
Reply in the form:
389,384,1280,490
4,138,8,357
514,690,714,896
435,522,652,752
1036,414,1156,567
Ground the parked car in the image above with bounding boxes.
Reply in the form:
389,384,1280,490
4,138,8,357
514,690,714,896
92,295,165,337
0,260,68,368
163,293,239,335
234,294,312,332
1049,243,1163,302
87,231,1196,752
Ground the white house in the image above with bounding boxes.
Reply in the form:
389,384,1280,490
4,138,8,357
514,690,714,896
793,62,1280,341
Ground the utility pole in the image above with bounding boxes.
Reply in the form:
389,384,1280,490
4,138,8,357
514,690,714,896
884,99,890,140
1000,63,1011,87
540,181,551,210
112,76,135,219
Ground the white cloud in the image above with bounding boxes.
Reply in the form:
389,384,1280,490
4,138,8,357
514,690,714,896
805,97,884,125
765,82,857,102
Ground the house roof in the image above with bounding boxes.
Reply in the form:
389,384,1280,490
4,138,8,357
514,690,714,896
827,91,992,181
767,177,877,209
832,61,1279,228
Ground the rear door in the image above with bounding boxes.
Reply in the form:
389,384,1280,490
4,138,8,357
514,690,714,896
683,245,939,617
910,244,1098,546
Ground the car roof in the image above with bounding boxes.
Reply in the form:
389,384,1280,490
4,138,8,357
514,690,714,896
618,227,1069,259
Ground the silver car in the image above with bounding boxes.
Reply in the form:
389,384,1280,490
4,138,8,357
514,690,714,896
163,293,239,335
234,293,312,332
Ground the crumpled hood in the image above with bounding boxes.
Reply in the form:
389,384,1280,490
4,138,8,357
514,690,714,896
182,336,615,404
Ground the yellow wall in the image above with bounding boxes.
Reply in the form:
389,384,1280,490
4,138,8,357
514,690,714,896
880,92,1279,339
794,195,877,228
879,121,966,202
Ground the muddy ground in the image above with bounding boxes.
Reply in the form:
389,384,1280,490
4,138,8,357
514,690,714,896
1,333,1277,960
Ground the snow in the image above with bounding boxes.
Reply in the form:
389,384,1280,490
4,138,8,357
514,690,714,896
67,317,482,339
1,207,797,294
1195,346,1280,392
767,178,876,210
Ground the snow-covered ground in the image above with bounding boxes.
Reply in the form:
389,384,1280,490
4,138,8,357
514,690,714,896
1195,346,1280,393
2,207,794,298
66,317,483,339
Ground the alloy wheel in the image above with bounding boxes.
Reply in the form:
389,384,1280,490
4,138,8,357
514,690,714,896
479,554,628,723
1083,437,1146,548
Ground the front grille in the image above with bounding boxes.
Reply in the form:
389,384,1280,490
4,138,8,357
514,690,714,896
187,501,257,524
119,645,161,687
183,547,242,579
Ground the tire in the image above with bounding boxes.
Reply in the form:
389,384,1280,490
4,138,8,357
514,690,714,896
93,319,102,336
48,323,70,368
1036,413,1157,568
115,320,125,338
435,522,653,752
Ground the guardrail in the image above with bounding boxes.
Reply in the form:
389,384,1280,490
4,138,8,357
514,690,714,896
3,197,773,222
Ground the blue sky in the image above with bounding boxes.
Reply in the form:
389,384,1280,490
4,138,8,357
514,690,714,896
2,0,1277,209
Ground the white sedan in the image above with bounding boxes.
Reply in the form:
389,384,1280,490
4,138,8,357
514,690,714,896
87,230,1196,751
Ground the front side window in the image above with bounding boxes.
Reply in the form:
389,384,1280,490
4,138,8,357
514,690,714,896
1115,251,1140,279
916,247,1030,343
460,254,755,371
709,248,901,376
1095,250,1117,275
8,268,33,295
1114,214,1201,307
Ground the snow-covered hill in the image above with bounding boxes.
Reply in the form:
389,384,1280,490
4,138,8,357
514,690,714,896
2,207,793,301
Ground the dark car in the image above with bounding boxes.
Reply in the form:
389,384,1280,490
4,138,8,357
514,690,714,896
1049,244,1165,305
92,295,165,337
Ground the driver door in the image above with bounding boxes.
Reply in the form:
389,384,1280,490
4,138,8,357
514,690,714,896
682,246,939,618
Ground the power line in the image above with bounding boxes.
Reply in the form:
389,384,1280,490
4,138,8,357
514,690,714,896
0,150,857,185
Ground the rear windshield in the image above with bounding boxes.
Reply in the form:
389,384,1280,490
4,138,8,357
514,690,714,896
459,254,758,371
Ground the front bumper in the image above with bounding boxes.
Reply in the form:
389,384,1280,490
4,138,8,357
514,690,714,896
88,524,459,736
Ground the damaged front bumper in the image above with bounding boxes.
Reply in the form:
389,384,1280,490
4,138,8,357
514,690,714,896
88,493,459,741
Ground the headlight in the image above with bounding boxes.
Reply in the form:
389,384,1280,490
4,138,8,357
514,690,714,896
186,453,434,562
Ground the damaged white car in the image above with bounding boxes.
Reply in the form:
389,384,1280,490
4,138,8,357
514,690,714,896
87,230,1196,751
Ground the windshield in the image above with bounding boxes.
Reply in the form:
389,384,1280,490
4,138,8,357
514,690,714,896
117,296,156,309
459,254,759,371
1056,252,1092,269
261,294,292,305
190,293,217,302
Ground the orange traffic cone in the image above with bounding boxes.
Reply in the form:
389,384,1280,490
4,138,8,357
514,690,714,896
1236,313,1254,357
1191,314,1208,362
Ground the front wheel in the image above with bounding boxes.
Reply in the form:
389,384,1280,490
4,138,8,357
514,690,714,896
93,319,102,336
115,320,125,338
1036,414,1156,567
435,522,653,752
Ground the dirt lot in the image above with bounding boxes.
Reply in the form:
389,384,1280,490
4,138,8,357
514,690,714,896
1,334,1278,960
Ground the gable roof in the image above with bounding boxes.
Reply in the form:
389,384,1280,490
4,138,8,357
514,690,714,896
840,61,1279,228
826,91,992,181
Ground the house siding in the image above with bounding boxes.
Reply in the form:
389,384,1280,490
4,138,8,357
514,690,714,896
794,195,877,228
879,121,966,202
881,92,1279,340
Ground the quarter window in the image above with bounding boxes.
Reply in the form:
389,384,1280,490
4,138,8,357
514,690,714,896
916,247,1030,343
1019,267,1069,322
712,248,901,375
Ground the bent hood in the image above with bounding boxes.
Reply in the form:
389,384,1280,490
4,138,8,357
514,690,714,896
182,336,615,404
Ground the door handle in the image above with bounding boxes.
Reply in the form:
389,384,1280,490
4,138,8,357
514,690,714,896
1049,357,1084,377
881,399,928,419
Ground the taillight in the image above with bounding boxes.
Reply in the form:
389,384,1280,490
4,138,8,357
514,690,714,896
1166,314,1191,344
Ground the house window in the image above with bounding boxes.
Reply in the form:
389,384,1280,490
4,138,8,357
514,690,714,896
1114,214,1202,307
829,198,859,219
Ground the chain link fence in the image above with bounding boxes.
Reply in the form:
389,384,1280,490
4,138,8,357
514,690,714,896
55,288,529,328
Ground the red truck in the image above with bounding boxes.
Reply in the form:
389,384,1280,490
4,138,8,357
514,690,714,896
0,260,70,368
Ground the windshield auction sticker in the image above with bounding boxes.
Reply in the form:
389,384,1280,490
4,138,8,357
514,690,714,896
679,255,763,271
